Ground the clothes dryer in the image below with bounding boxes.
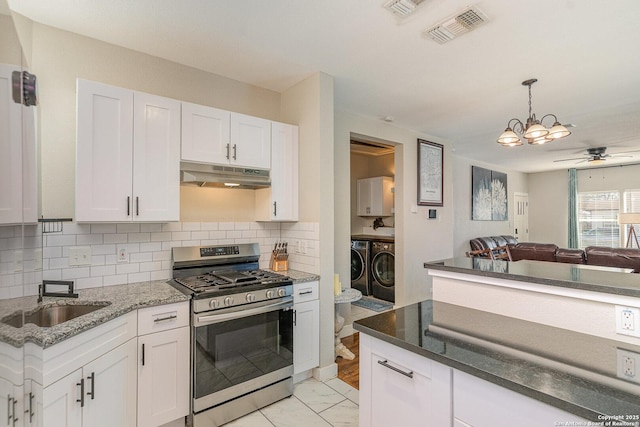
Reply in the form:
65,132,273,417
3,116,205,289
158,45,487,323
371,241,394,303
351,239,370,295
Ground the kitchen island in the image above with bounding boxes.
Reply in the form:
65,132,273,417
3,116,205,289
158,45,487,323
354,299,640,426
424,257,640,345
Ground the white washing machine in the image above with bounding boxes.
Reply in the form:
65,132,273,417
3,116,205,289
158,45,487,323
371,241,394,303
351,240,370,295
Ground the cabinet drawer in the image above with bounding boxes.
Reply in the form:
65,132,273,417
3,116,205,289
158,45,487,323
138,302,189,336
293,281,319,303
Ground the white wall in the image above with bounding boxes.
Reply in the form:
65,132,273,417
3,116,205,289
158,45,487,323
281,72,337,378
528,169,568,246
335,110,454,307
452,156,528,256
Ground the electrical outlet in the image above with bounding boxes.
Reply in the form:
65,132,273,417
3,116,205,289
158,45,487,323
69,246,92,266
615,306,640,337
617,349,640,383
118,247,128,263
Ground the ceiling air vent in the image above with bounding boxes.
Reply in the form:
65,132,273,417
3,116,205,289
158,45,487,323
384,0,425,17
425,5,488,44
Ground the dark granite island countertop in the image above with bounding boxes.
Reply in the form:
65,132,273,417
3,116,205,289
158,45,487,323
354,300,640,422
424,257,640,298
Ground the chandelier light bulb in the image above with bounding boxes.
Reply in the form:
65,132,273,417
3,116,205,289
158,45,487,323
547,122,571,139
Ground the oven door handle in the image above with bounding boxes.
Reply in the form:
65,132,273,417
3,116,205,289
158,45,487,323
194,298,293,325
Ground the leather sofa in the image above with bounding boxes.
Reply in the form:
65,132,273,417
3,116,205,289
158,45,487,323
469,236,640,272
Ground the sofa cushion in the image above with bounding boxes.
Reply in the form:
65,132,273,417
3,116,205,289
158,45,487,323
555,248,586,264
510,242,558,262
585,247,640,272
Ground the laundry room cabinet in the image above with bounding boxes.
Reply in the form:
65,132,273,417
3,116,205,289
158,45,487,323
293,281,319,376
75,79,180,222
255,122,299,221
181,102,271,169
357,176,394,217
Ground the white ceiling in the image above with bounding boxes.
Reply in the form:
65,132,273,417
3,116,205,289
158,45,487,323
7,0,640,173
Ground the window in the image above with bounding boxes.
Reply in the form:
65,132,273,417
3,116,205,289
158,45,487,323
622,189,640,247
577,191,620,248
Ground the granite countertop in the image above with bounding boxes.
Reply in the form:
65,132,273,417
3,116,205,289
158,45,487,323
424,257,640,298
354,299,640,421
0,281,189,349
269,269,320,284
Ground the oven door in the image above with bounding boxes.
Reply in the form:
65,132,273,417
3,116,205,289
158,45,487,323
192,297,294,413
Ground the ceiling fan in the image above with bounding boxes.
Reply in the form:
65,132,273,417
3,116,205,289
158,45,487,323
553,147,640,164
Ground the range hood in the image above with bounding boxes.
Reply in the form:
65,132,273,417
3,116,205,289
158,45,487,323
180,162,270,189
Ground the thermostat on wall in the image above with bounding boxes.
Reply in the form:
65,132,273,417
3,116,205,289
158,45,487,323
428,209,437,219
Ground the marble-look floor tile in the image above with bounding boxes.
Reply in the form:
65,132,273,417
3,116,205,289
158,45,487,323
224,410,275,427
319,399,359,427
325,378,359,405
293,379,347,413
260,395,331,427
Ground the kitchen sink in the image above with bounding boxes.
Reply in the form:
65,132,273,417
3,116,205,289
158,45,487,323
2,303,111,328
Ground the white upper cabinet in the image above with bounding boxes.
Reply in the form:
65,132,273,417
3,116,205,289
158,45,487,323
255,122,298,221
230,113,271,169
0,64,38,225
181,104,271,169
181,102,230,164
357,176,394,217
76,79,180,222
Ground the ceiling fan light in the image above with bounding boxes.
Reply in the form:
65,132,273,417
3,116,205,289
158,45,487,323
497,128,520,145
548,122,571,139
523,123,549,139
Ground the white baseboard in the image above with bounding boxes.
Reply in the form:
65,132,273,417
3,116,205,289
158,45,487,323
313,362,338,382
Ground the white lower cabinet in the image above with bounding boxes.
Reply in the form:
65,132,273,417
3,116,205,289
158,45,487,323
43,338,137,427
453,370,587,427
137,303,190,427
293,281,319,376
360,333,590,427
359,334,451,427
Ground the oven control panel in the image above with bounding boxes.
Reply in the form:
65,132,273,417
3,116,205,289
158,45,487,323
200,246,240,257
193,284,293,313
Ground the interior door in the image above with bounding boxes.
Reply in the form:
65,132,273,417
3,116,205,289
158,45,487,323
514,193,529,242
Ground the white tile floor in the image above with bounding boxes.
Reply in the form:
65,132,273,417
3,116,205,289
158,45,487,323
224,377,359,427
224,303,383,427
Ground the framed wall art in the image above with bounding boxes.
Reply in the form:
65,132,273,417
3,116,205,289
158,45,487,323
417,139,443,206
471,166,508,221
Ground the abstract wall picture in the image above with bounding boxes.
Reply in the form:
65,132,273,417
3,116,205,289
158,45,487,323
472,166,508,221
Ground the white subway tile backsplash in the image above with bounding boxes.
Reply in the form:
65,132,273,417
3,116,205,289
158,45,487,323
39,221,320,290
182,222,202,231
117,223,140,234
91,224,117,234
140,223,163,232
104,234,128,244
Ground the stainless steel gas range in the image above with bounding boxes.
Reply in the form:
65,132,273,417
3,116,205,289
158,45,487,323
170,243,294,426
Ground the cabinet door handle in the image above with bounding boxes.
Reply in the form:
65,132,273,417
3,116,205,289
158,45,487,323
87,372,95,400
153,314,177,323
273,201,277,216
136,197,139,216
11,397,17,426
377,359,413,378
226,143,230,160
232,144,237,160
127,196,131,216
298,290,313,295
141,343,145,366
26,392,34,423
7,395,13,424
76,378,85,407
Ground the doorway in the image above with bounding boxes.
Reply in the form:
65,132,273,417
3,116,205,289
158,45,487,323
514,192,529,242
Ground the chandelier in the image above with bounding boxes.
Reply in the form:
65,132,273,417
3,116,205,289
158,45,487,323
497,78,571,147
